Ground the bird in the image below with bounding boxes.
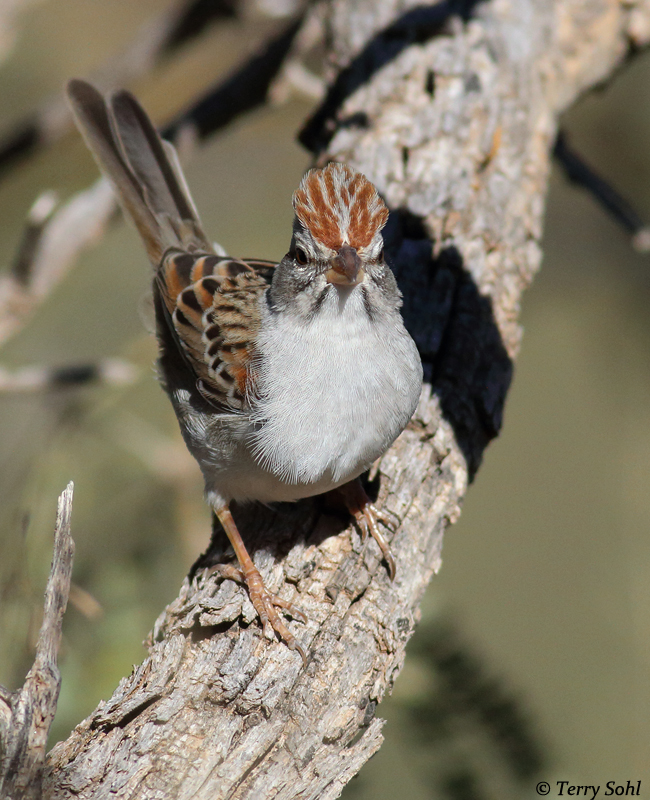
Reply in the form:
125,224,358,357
66,79,423,659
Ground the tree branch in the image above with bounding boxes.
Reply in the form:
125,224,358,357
553,130,650,252
0,483,75,800
0,180,115,350
0,0,248,179
37,0,650,797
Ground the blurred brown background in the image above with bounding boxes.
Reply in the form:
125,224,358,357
0,2,648,797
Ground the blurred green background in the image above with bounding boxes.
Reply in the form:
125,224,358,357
0,2,648,797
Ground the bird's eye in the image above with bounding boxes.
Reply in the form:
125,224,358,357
295,247,308,265
378,247,385,261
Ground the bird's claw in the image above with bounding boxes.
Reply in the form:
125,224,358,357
352,502,397,581
209,563,307,665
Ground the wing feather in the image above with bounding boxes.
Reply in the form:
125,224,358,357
157,251,276,409
67,80,275,411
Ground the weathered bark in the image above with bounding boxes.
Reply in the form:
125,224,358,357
37,1,650,798
0,484,74,800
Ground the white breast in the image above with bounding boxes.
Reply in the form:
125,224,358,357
249,285,422,490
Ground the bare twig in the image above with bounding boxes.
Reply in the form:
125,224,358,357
0,12,306,354
0,0,247,179
163,15,305,141
0,179,116,350
0,0,311,180
11,191,59,285
554,131,650,253
0,359,138,393
268,7,326,104
0,483,75,800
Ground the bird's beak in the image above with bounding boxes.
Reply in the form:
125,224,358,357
325,244,364,286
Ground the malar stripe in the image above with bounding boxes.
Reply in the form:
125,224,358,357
361,284,375,321
308,286,329,319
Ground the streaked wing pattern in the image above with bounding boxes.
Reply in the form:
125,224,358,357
156,250,276,409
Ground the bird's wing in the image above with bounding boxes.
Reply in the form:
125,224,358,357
156,251,276,410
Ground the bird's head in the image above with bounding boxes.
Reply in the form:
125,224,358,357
289,162,389,288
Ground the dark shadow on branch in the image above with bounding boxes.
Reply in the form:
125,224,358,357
164,16,304,141
299,0,486,155
162,0,240,53
386,209,512,478
0,2,298,180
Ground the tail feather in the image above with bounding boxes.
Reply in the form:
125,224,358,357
161,139,202,223
66,79,210,265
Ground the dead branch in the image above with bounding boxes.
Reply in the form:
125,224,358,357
0,483,75,800
0,10,308,353
0,0,249,178
0,360,137,394
162,15,306,141
0,180,116,350
25,0,650,798
553,131,650,252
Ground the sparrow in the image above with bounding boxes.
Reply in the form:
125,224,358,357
66,79,423,659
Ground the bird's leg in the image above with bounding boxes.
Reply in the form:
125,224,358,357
336,478,397,580
210,504,307,663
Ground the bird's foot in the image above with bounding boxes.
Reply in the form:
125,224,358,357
210,562,307,665
336,479,398,580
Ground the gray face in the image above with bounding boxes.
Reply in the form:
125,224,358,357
266,161,401,320
267,217,401,320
